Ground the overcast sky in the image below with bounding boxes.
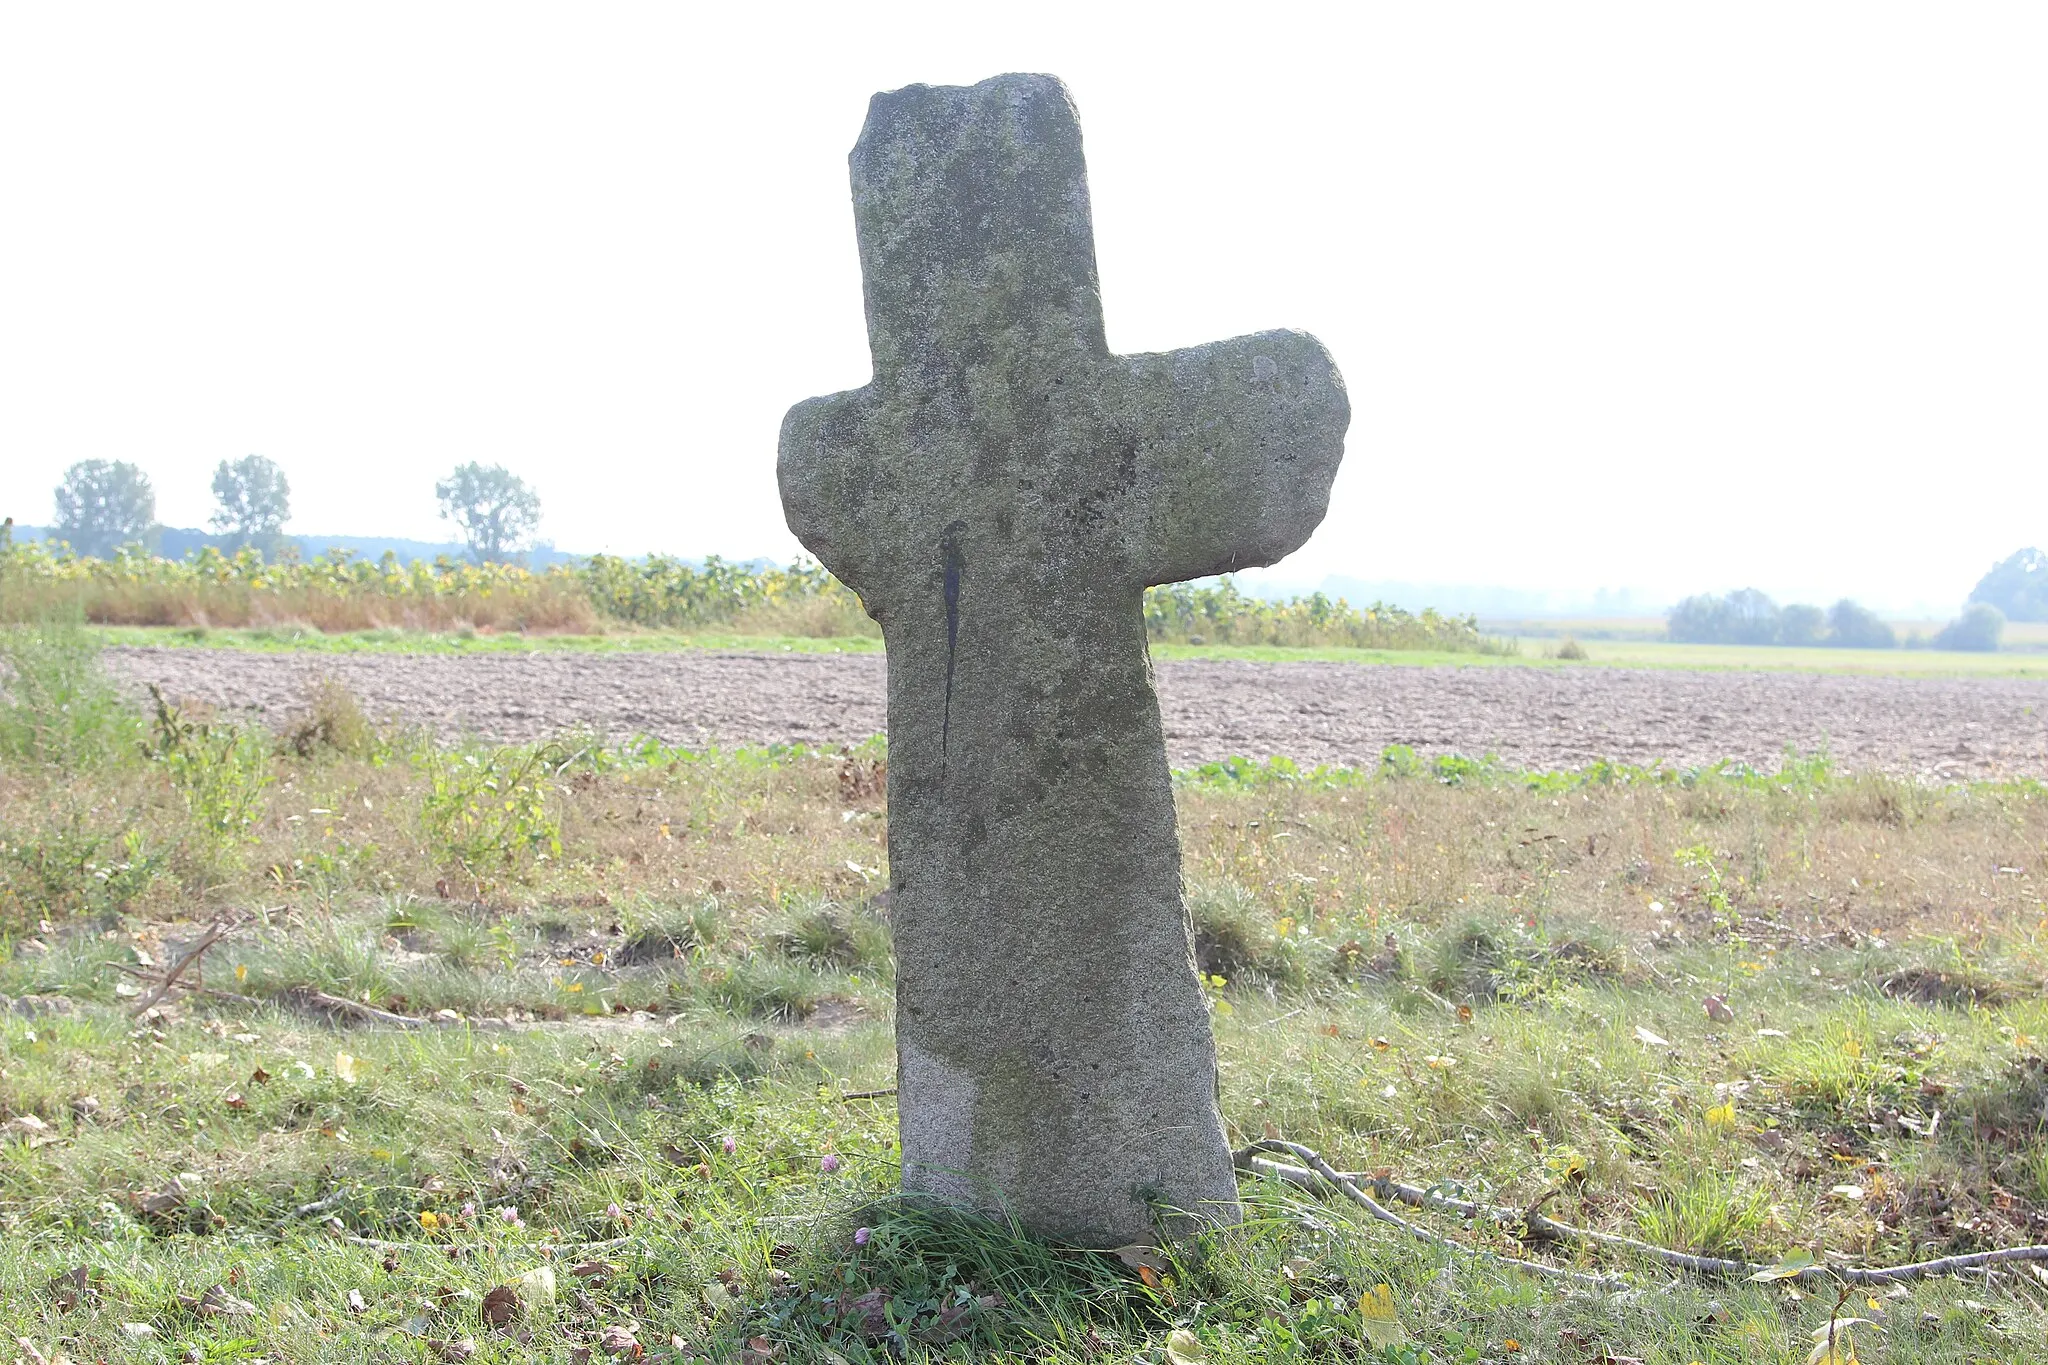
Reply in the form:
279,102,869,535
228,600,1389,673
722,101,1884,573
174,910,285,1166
2,3,2042,614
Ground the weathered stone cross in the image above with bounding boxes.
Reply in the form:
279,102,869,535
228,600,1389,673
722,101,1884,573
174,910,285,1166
779,73,1349,1245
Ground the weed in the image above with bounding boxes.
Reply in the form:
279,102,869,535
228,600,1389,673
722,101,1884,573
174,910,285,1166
416,745,563,872
0,611,137,767
275,677,379,760
141,684,273,870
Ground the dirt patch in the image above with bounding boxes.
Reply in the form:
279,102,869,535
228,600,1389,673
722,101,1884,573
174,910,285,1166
102,646,2048,778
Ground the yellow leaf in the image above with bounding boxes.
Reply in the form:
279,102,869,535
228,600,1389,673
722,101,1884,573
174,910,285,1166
1358,1283,1410,1347
334,1053,362,1084
1705,1101,1737,1133
1165,1328,1208,1364
235,963,248,983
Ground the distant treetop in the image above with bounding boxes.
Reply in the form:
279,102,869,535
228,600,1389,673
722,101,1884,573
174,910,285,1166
51,459,157,559
1968,547,2047,623
435,463,541,565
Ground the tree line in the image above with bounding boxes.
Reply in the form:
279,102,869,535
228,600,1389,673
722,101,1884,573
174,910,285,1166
34,458,543,565
1668,588,2007,652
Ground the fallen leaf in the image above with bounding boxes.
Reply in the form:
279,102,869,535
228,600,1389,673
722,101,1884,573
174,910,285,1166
120,1323,155,1340
335,1052,363,1083
1358,1282,1411,1347
480,1285,522,1326
1703,994,1736,1023
1165,1328,1209,1363
346,1289,367,1314
433,1340,478,1362
1635,1026,1672,1048
1112,1244,1167,1273
45,1266,92,1311
196,1284,258,1317
598,1323,640,1355
136,1179,187,1217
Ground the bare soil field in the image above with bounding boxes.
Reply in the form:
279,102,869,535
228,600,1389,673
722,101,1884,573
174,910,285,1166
103,645,2048,778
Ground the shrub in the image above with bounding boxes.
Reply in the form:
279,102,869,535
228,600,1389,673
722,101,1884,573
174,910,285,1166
275,678,379,760
1933,602,2004,652
1826,599,1896,649
416,746,563,872
141,685,274,868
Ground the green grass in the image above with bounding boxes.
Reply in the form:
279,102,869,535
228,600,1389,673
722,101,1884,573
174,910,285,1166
5,626,2048,1360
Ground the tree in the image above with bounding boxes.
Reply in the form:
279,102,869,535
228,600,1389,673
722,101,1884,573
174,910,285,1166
435,463,541,564
1667,594,1731,643
209,455,291,555
1826,599,1895,649
1933,602,2004,652
1778,602,1825,645
52,459,156,558
1968,548,2048,623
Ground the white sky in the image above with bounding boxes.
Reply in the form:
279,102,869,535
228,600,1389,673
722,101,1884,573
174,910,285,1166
2,3,2043,614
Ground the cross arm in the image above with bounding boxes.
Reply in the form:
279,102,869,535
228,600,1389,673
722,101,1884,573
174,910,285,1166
1109,329,1349,587
778,387,881,595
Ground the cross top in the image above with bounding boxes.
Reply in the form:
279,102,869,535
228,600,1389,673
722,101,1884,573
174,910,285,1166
780,73,1349,1245
851,76,1107,381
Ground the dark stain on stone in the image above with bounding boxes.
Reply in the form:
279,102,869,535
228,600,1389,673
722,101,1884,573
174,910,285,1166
940,519,967,776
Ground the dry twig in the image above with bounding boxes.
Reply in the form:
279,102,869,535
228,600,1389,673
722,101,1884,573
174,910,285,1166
1237,1138,2048,1286
128,920,232,1017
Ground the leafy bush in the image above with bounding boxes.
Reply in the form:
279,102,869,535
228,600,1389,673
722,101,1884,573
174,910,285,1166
1826,599,1896,649
1933,602,2005,652
416,747,563,872
1969,547,2048,623
141,685,274,867
0,816,161,928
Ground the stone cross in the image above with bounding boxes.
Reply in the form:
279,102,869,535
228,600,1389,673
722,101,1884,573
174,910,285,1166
779,73,1348,1245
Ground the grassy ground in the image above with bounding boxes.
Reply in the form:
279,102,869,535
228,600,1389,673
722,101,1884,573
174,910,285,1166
4,626,2048,1361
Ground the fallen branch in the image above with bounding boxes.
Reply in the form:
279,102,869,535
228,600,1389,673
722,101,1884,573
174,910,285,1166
129,921,232,1017
109,965,443,1030
109,962,266,1009
840,1087,897,1101
1235,1139,1624,1290
1236,1139,2048,1287
335,1231,636,1254
283,987,430,1030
